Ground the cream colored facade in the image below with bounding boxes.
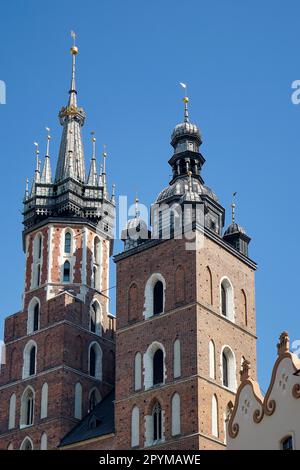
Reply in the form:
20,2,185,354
227,332,300,450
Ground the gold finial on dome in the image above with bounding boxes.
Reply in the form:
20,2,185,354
183,96,189,104
70,30,78,55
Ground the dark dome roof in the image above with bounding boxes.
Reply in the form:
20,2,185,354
156,176,218,203
224,222,246,236
121,217,149,240
171,121,201,144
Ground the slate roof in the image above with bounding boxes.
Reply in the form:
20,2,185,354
60,389,115,447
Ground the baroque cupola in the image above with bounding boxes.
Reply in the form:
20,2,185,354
223,194,251,257
154,87,225,237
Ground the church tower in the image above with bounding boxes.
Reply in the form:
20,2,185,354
114,93,257,449
0,36,115,450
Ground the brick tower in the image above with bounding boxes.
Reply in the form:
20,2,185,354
114,94,257,449
0,37,115,450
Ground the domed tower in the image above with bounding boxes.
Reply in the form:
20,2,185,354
223,195,251,257
121,197,151,251
114,89,257,450
154,94,225,238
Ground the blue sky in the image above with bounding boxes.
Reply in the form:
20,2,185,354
0,0,299,392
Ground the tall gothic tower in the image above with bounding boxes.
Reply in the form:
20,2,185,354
0,38,115,450
115,95,257,449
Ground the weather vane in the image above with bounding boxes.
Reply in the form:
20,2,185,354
231,192,237,224
179,82,189,122
71,30,76,46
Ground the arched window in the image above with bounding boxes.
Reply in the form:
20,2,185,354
89,343,102,380
94,237,101,265
36,264,41,287
64,232,72,254
209,340,216,380
222,347,236,391
63,260,71,282
90,304,96,333
241,289,247,326
134,352,142,391
20,437,33,450
30,346,36,376
33,303,39,331
220,278,234,321
88,388,101,412
89,301,102,335
173,339,181,379
152,402,162,442
222,352,228,387
74,382,82,419
144,274,166,319
40,432,47,450
281,435,293,450
211,394,219,437
40,383,48,419
171,393,181,436
153,281,164,315
153,349,164,385
8,393,16,430
92,266,97,289
128,283,138,322
23,341,37,378
144,342,166,390
205,266,213,305
20,387,35,427
92,237,101,290
131,406,140,447
28,298,41,333
221,284,226,315
38,235,42,260
32,233,42,289
90,347,96,377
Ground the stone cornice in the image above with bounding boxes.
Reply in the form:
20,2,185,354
115,373,236,405
114,225,257,270
116,301,257,340
0,364,113,391
3,319,115,347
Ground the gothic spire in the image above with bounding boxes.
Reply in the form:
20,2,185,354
31,143,41,195
87,132,98,186
55,32,86,184
41,128,52,184
102,145,108,197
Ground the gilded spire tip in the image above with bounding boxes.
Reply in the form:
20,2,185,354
70,30,78,55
